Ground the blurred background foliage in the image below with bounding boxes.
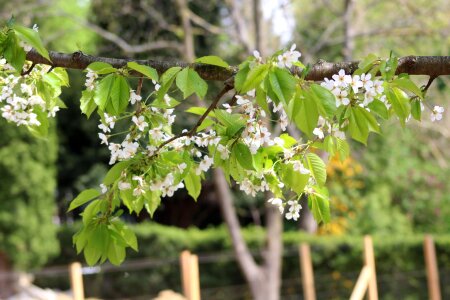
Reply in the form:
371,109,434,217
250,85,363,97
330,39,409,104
0,0,449,298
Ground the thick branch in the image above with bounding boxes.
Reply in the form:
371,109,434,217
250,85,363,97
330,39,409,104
25,50,450,82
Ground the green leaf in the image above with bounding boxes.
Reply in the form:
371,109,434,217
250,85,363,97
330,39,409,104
195,56,229,68
127,61,158,81
386,87,410,126
27,107,49,138
176,68,208,99
240,64,269,93
294,91,319,137
234,142,255,170
103,161,132,186
68,189,101,212
411,98,422,121
356,53,379,74
309,189,330,223
110,75,130,114
107,241,126,265
13,24,50,61
4,31,25,72
336,138,350,162
185,169,201,201
214,110,246,137
280,163,309,195
358,107,380,133
306,153,326,186
94,74,115,110
185,106,215,117
255,85,270,114
392,77,423,99
86,62,117,74
234,61,250,92
268,68,296,105
144,191,161,217
80,90,97,118
156,67,181,101
310,84,337,118
368,99,389,120
348,107,369,144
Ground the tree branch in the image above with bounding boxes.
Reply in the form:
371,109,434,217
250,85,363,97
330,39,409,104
25,49,450,82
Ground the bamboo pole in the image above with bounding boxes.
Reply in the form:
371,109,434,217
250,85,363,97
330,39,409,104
180,250,201,300
299,243,316,300
69,262,84,300
424,235,441,300
349,265,371,300
364,235,378,300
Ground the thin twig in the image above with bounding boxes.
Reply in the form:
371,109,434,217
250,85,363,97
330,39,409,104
423,75,437,96
154,83,234,153
20,63,35,76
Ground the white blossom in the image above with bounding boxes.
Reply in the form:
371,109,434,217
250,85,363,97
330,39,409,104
332,69,352,87
130,90,142,104
431,106,444,122
292,160,310,175
277,44,301,68
313,127,325,139
118,181,131,190
285,200,302,221
268,197,284,214
100,184,107,194
132,115,148,132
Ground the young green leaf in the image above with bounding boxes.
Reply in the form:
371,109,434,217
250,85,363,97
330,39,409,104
94,74,115,111
239,64,270,93
156,66,181,101
68,189,101,212
268,68,296,105
310,84,337,118
176,68,208,99
103,160,132,186
3,31,25,72
309,189,330,223
80,90,97,118
279,163,309,195
13,24,50,61
185,169,201,201
110,75,130,114
195,56,229,68
348,107,369,144
386,87,411,126
294,91,319,137
306,153,327,186
411,98,422,121
234,142,255,170
392,77,423,99
86,62,117,74
127,61,158,81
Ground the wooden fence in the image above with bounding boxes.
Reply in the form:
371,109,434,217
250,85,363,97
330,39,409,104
68,234,441,300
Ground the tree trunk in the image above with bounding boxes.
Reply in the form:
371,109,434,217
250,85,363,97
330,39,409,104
214,169,284,300
343,0,355,60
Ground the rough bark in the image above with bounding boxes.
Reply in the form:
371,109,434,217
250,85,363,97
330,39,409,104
25,50,450,81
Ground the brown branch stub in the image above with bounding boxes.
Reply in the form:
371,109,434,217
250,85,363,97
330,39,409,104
25,50,450,82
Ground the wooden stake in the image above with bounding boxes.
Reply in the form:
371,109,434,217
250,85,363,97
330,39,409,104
349,265,371,300
299,243,316,300
180,250,201,300
424,235,441,300
363,235,378,300
69,262,84,300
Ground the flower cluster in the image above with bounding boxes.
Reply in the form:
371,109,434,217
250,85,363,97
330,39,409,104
277,44,301,68
0,61,59,127
321,70,384,108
